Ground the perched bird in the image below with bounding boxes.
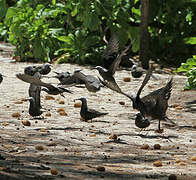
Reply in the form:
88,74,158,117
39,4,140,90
24,63,52,76
131,64,158,80
36,63,52,75
53,71,85,86
16,73,72,97
75,98,108,121
27,97,43,118
135,112,150,129
73,70,102,92
0,73,5,84
28,72,42,108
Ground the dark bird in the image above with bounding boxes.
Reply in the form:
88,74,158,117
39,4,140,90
128,69,173,131
0,73,5,84
135,112,150,129
95,44,130,91
24,63,51,76
131,64,158,80
27,97,43,118
28,72,42,108
16,73,72,97
36,63,52,75
53,71,85,86
75,98,108,121
73,70,102,92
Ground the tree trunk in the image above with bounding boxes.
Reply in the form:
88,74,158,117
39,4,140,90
139,0,150,69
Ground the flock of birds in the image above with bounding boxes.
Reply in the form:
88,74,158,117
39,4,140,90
0,33,176,132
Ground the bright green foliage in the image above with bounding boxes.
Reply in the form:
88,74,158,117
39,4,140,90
0,0,195,66
176,56,196,90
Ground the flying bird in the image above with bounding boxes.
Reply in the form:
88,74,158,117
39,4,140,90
16,73,72,97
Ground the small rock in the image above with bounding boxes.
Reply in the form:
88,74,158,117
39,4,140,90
119,101,125,105
50,168,58,175
57,108,65,113
40,129,48,132
21,120,31,126
96,166,105,172
14,101,23,104
178,162,186,166
2,122,9,126
153,160,162,167
58,100,65,104
59,111,68,116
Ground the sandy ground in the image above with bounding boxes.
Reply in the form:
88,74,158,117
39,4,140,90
0,46,196,180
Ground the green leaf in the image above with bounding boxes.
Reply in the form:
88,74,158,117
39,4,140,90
0,0,7,20
183,37,196,45
187,57,196,66
52,0,56,6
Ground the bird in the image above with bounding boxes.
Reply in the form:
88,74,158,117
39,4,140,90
53,71,85,86
27,97,44,118
0,73,5,84
135,112,150,129
127,68,173,131
75,98,108,121
16,73,72,97
131,64,158,80
73,70,102,92
95,44,131,92
28,72,42,108
24,63,52,76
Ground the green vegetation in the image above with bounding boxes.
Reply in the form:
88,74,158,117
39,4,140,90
176,56,196,90
0,0,195,67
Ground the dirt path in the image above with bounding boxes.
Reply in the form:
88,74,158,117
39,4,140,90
0,49,196,179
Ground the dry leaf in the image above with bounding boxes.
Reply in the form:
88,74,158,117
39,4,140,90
89,134,96,137
153,160,162,167
154,144,161,150
12,112,21,118
48,142,57,146
175,106,183,110
175,159,182,163
40,129,48,132
109,133,118,140
59,111,68,116
45,95,55,100
35,145,44,151
58,100,65,104
74,102,82,108
141,144,149,150
14,101,23,104
21,120,31,126
123,77,131,82
178,162,186,166
45,112,51,117
2,122,9,126
190,156,196,161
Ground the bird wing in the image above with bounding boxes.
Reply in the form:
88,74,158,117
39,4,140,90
103,33,119,60
108,44,131,75
16,73,55,90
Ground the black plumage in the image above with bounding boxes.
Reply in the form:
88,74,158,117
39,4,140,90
0,73,5,84
27,97,43,117
53,71,85,86
76,98,108,121
24,63,51,76
135,113,150,129
16,73,72,97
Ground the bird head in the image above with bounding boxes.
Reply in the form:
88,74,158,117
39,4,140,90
26,97,35,103
131,64,137,71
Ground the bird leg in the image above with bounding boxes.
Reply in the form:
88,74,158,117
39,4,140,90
60,93,65,98
158,119,161,131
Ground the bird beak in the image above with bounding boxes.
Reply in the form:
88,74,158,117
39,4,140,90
2,75,6,77
74,98,80,102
